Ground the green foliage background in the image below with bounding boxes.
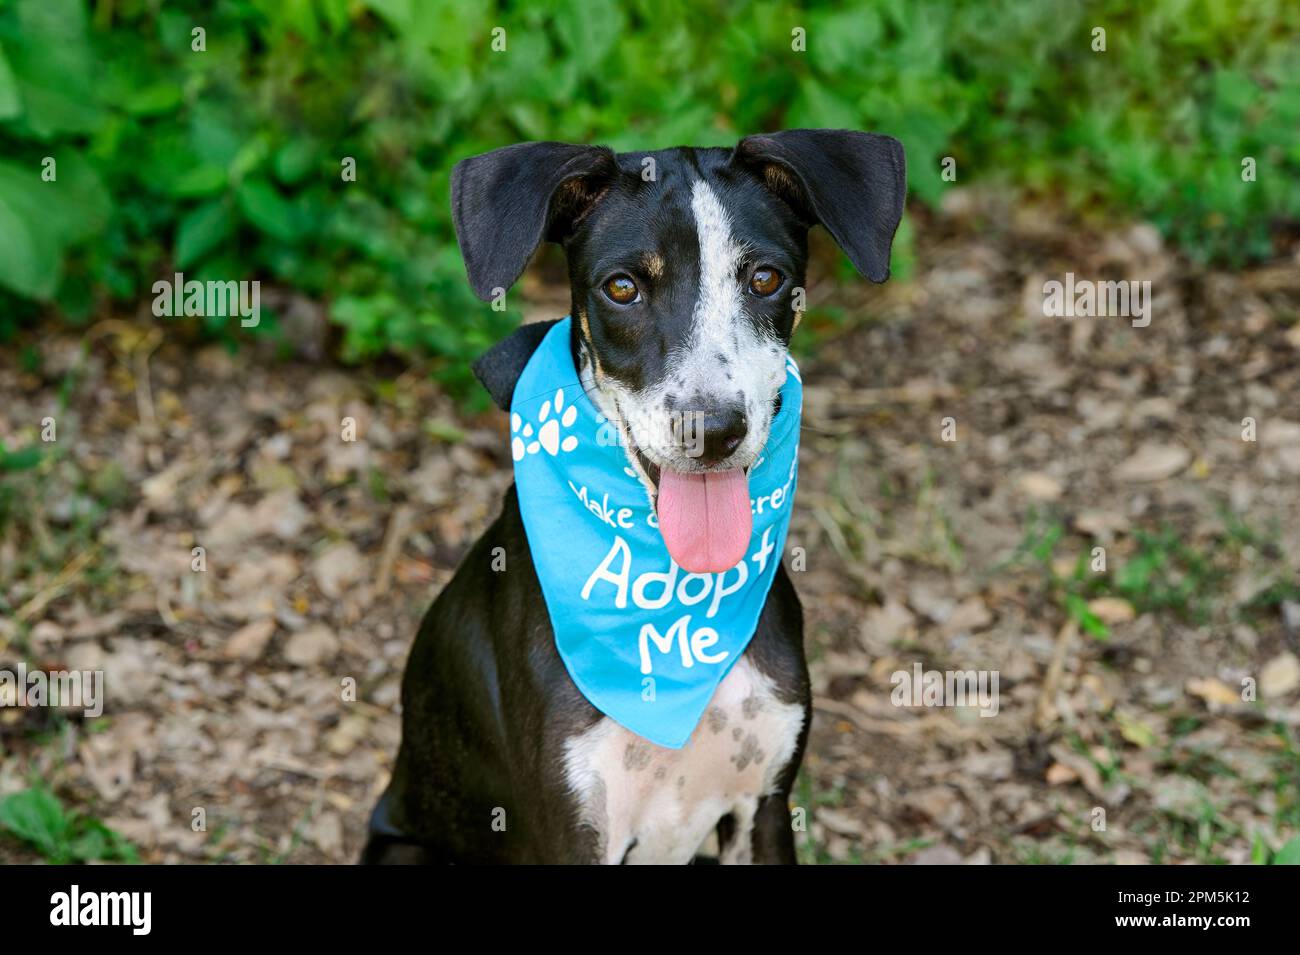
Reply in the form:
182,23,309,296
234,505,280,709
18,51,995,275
0,0,1297,391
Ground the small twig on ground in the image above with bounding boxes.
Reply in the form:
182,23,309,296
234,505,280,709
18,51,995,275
15,548,98,624
1036,619,1077,729
132,328,165,471
815,697,987,742
371,504,414,600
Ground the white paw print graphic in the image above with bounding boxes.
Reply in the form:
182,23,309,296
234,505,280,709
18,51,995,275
512,388,579,461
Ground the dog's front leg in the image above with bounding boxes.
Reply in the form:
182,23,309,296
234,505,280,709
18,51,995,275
749,794,799,864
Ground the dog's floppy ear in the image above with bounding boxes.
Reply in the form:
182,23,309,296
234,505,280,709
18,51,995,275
471,319,561,411
733,129,906,282
452,142,618,301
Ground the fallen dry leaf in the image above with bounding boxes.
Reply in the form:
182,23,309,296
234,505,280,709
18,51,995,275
1088,597,1136,625
1018,472,1063,501
224,619,277,661
284,623,340,666
1187,677,1242,708
940,596,993,637
1117,713,1158,749
1045,762,1078,785
312,541,366,599
1260,652,1300,698
1114,443,1191,482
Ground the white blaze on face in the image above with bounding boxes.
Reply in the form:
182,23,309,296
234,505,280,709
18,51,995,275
606,179,788,475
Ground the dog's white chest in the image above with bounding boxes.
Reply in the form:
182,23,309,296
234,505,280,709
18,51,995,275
562,656,803,864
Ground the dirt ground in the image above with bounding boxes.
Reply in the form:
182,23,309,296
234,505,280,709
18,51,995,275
2,191,1299,864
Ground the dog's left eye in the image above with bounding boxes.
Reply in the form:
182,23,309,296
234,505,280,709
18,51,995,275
603,274,641,305
749,267,783,297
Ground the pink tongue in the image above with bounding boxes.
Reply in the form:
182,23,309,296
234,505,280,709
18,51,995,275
657,468,752,573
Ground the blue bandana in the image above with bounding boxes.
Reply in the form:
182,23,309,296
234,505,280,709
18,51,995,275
509,318,802,748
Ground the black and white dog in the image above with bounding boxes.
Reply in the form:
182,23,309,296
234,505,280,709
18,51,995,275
364,129,905,864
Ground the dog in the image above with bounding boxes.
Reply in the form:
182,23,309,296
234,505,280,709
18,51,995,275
363,129,905,864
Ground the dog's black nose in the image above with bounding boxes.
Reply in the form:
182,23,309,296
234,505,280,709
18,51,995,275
689,406,748,466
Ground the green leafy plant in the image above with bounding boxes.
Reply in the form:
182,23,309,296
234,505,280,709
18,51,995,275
1254,834,1300,864
0,786,139,863
1112,528,1225,620
0,440,41,473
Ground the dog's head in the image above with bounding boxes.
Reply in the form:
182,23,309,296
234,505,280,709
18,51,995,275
454,130,905,571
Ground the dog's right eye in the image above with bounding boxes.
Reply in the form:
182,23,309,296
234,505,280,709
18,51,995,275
749,266,784,297
603,274,641,305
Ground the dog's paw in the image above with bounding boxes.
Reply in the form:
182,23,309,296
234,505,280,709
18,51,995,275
512,388,579,461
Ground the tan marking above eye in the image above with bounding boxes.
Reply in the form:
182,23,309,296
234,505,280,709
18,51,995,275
749,267,783,297
604,274,639,304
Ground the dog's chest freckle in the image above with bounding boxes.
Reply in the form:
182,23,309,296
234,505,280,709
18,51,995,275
623,740,653,772
706,706,728,733
732,733,765,772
